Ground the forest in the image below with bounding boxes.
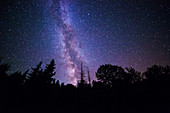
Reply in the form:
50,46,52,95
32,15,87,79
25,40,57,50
0,58,170,113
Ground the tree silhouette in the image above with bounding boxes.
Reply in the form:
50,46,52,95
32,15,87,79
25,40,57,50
0,58,10,88
87,66,91,87
25,60,56,89
144,65,170,81
61,82,65,88
54,80,60,88
0,58,10,80
9,70,28,87
96,64,125,88
77,63,87,88
125,67,142,83
0,58,169,113
25,61,43,88
143,65,170,88
42,59,56,88
80,63,86,84
92,80,105,89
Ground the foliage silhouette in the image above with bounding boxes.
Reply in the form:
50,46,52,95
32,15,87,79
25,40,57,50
0,58,170,113
144,65,170,81
9,70,28,87
25,61,43,88
0,58,10,82
77,63,88,88
41,59,56,88
125,67,142,83
96,64,126,88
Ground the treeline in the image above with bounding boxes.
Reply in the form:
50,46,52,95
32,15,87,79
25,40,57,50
0,58,170,113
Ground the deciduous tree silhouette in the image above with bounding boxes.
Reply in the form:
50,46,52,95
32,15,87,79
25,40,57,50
125,67,142,83
143,65,170,87
144,65,170,81
96,64,125,88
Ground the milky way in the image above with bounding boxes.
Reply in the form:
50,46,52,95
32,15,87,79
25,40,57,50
58,0,85,85
0,0,169,85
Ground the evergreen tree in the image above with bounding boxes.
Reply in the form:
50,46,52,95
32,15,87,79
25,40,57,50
78,63,87,88
87,66,91,86
0,58,10,87
25,61,43,88
80,63,85,84
43,59,56,87
0,58,10,80
9,70,28,87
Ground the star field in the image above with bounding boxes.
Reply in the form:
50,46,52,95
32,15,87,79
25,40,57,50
0,0,169,84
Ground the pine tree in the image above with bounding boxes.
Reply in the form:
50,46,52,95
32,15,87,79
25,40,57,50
87,67,91,86
78,63,87,88
25,61,43,88
43,59,56,87
80,63,85,84
0,58,10,88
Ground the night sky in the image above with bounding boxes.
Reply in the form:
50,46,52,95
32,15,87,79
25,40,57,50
0,0,169,85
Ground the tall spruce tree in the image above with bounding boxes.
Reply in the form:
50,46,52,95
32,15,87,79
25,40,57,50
80,63,85,84
87,67,91,86
43,59,56,87
78,63,87,88
25,61,43,88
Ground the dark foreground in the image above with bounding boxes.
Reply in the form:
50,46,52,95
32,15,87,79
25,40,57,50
0,86,170,113
0,60,170,113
